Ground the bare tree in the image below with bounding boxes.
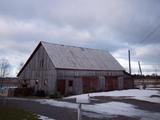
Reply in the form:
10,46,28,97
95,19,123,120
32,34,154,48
16,62,24,74
0,59,11,77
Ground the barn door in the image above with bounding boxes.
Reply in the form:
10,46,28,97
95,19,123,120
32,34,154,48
105,77,118,91
82,77,98,93
57,80,65,94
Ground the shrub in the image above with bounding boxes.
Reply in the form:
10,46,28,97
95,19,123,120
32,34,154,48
49,92,62,98
14,88,34,97
35,90,46,97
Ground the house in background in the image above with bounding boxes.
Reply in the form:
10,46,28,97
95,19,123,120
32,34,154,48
17,41,133,95
0,77,18,89
133,75,160,88
0,77,18,96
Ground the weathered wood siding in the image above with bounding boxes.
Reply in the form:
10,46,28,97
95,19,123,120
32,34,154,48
57,69,124,77
118,76,124,89
57,76,82,95
57,69,125,95
18,45,57,94
123,73,134,89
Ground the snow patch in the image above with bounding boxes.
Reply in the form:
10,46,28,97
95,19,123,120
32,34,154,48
67,89,159,98
36,99,78,109
66,89,160,103
38,115,55,120
37,99,160,120
83,102,160,120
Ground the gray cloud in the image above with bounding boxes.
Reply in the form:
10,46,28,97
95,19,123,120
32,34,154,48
0,0,160,76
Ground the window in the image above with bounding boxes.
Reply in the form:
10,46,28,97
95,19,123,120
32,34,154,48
40,59,44,68
68,80,73,87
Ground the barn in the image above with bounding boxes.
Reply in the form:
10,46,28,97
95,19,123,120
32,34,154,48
17,41,133,95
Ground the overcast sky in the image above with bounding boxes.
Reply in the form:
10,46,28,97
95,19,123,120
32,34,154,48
0,0,160,76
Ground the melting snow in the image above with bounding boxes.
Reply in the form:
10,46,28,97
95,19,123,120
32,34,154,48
37,99,160,120
67,89,159,98
36,99,78,109
83,102,160,120
66,89,160,103
6,89,160,120
38,115,55,120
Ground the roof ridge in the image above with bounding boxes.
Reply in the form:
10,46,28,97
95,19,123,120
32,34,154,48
40,41,109,53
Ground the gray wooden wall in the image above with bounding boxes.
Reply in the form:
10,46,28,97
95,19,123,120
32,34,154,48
57,69,125,95
57,69,124,77
18,45,57,94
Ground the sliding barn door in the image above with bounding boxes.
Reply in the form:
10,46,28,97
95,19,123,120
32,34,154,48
105,77,118,91
82,77,98,93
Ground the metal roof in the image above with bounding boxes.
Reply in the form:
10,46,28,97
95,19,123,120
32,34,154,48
42,41,124,71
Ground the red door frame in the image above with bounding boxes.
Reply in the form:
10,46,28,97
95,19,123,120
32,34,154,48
57,80,65,94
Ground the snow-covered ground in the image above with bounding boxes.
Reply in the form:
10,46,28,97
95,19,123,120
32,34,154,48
36,89,160,120
36,99,160,120
67,89,159,98
36,99,77,109
134,96,160,104
38,114,55,120
66,89,160,104
83,102,160,120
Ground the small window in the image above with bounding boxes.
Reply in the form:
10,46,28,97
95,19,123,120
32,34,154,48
69,80,73,87
40,59,44,68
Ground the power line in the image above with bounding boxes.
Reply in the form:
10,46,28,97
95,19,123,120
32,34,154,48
139,23,160,44
132,16,160,50
130,20,160,74
126,17,160,74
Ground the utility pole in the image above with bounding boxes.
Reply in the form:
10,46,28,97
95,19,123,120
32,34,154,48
128,50,131,74
138,61,142,75
138,61,145,89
